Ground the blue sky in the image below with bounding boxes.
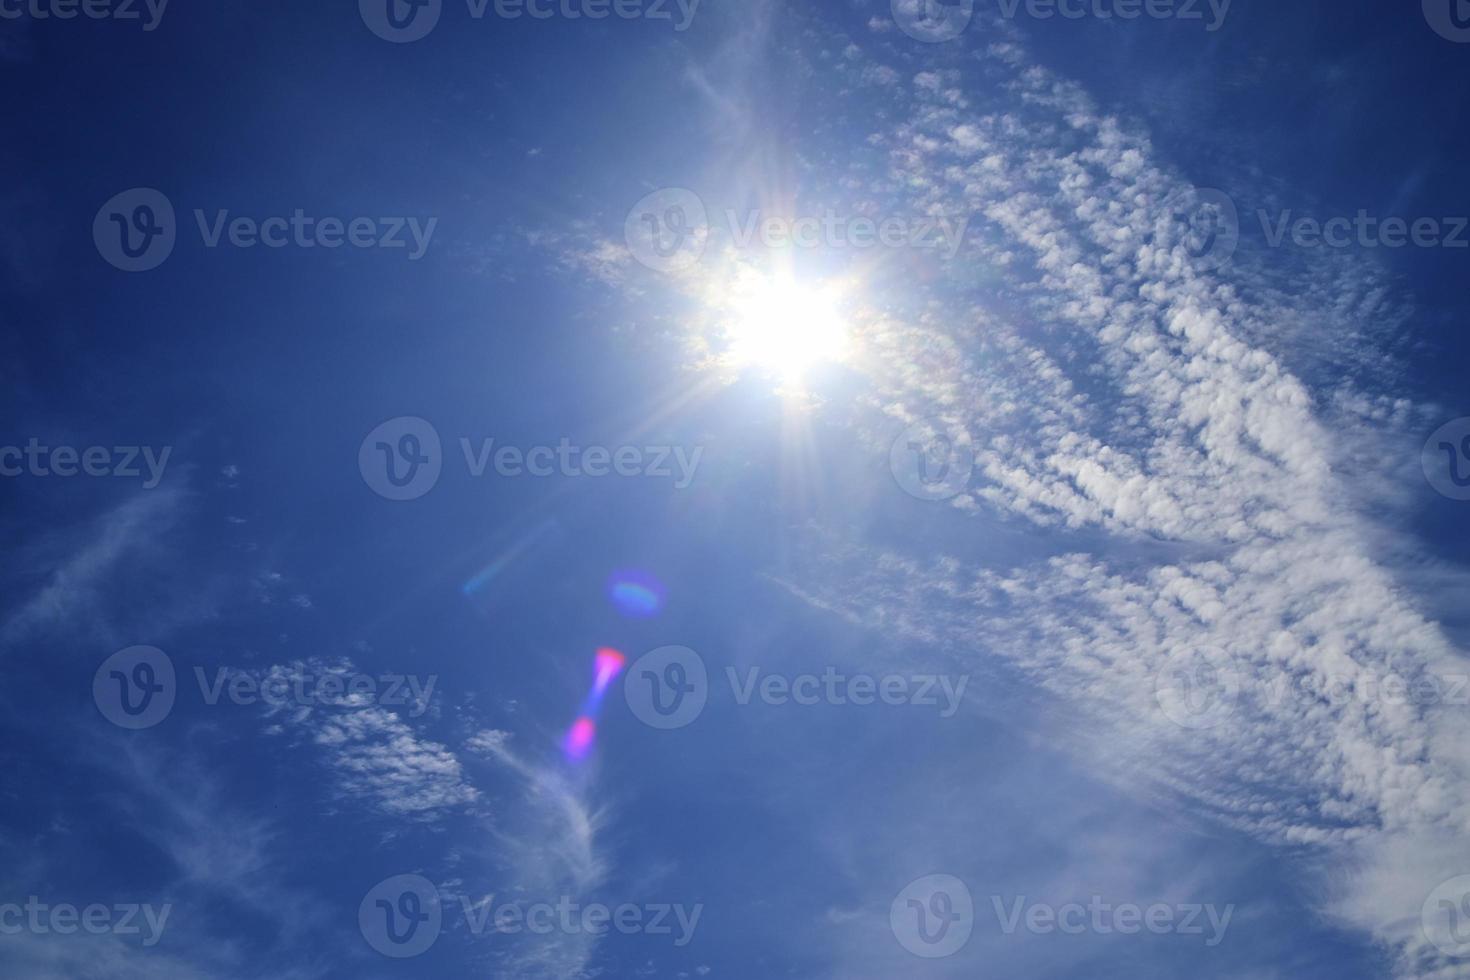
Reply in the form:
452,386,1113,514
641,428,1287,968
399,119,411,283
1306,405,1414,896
4,0,1470,977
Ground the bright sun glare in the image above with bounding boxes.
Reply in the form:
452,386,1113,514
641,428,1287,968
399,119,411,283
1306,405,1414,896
724,275,850,384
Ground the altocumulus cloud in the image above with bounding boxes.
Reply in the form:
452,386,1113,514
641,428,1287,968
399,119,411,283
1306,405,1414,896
539,9,1470,976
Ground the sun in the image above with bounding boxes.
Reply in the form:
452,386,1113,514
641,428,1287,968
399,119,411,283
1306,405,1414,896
722,273,850,383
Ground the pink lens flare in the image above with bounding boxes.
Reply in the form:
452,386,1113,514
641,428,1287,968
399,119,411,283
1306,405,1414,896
563,717,596,760
592,647,627,697
562,647,628,762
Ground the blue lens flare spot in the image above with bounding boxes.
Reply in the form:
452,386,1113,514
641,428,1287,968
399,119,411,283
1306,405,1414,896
608,570,665,618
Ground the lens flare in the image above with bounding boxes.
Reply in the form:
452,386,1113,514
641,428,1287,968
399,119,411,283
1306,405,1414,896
563,647,628,762
608,570,665,618
563,717,597,760
593,647,627,697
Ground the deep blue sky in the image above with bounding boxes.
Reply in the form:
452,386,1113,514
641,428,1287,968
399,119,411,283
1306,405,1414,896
4,1,1470,978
